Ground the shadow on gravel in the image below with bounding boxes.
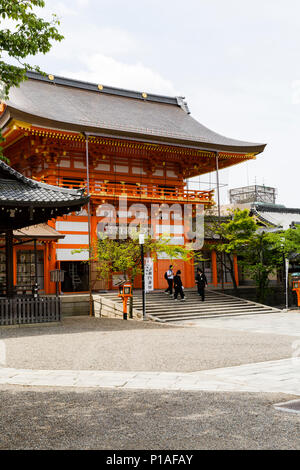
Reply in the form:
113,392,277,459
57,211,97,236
0,316,178,340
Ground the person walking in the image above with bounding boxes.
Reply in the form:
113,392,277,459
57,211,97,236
174,270,185,301
164,265,174,296
195,268,208,301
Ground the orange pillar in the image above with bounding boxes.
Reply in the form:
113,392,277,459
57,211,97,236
212,250,218,286
154,258,158,289
44,242,49,293
90,205,98,256
233,254,239,287
90,206,98,292
185,259,194,288
48,241,57,294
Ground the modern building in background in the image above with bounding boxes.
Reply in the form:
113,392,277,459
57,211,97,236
229,185,277,205
0,72,266,294
228,184,300,230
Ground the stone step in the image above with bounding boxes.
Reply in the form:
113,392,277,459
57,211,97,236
156,310,276,321
148,306,274,316
103,298,253,306
103,300,276,309
96,289,281,322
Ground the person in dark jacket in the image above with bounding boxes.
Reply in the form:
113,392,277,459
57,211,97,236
173,270,185,301
195,268,208,301
164,265,174,296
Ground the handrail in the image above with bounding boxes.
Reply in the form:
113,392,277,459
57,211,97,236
40,177,214,203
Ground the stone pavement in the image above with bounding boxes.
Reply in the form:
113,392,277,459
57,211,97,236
0,357,299,395
174,311,300,336
1,312,300,396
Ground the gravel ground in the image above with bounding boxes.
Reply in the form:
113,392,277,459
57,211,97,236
0,317,298,372
0,385,299,450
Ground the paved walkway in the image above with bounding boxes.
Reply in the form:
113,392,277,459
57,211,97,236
1,313,300,395
175,311,300,336
1,357,300,395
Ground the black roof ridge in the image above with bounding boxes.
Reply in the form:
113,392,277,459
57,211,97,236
25,70,190,111
0,159,85,197
251,208,278,227
254,204,300,214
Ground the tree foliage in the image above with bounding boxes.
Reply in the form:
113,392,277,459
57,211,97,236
282,225,300,259
241,231,284,302
92,234,193,284
205,208,257,292
243,227,300,302
0,0,63,97
204,209,300,302
0,0,63,160
85,234,193,317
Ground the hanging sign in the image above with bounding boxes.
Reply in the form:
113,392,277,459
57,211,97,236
145,257,154,293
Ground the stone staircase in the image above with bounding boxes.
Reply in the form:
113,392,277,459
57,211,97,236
97,289,281,322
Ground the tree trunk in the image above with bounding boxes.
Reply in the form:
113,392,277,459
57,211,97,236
129,276,134,318
216,251,238,294
227,253,238,294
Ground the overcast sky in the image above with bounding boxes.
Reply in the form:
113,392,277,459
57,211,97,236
11,0,300,206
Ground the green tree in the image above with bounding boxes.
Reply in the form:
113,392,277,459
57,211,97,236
206,209,257,293
93,234,192,284
282,225,300,260
205,209,300,302
242,226,300,303
90,234,193,317
0,0,63,159
241,231,284,302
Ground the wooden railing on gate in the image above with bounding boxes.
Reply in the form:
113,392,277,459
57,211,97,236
0,297,61,326
39,177,214,205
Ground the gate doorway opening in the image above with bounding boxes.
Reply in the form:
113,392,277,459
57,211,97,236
60,261,89,292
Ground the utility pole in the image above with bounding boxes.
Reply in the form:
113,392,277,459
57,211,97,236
85,133,93,317
139,233,146,320
215,152,224,291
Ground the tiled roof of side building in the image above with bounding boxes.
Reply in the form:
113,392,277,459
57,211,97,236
0,160,89,207
1,71,266,154
252,204,300,230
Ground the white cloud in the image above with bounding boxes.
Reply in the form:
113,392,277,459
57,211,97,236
43,0,90,17
49,25,141,63
60,53,178,95
75,0,90,6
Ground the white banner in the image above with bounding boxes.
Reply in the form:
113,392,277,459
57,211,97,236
145,257,154,293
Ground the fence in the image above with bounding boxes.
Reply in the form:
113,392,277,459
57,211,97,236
0,296,61,326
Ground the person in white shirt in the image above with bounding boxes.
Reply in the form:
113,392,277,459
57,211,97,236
164,265,174,295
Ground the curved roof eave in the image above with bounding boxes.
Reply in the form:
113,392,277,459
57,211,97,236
2,74,267,155
0,159,89,207
4,105,266,155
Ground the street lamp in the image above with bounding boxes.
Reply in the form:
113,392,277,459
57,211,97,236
285,258,289,310
139,233,146,320
280,236,289,311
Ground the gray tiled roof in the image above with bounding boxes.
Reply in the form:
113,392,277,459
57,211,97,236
0,160,88,207
3,72,266,153
252,204,300,230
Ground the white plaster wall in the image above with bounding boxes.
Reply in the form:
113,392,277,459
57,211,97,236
56,249,89,261
56,221,88,232
57,234,89,245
